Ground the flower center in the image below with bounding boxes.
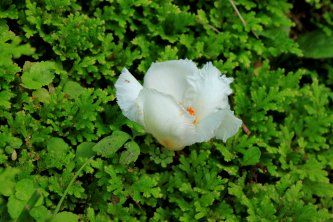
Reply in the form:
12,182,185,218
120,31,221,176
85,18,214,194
186,106,199,125
186,106,196,116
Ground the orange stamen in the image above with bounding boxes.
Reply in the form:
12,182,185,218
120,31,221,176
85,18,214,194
186,106,196,116
193,117,199,125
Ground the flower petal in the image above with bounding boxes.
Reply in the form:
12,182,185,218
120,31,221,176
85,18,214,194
194,110,226,142
141,88,197,150
115,68,144,124
144,59,198,102
184,62,233,120
215,110,242,142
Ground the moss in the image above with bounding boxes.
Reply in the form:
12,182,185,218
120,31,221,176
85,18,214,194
0,0,332,221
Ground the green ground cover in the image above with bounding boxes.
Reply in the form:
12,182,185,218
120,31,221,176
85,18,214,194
0,0,332,221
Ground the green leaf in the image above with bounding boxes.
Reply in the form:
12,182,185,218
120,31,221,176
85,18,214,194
63,81,84,99
214,142,235,162
126,121,145,135
47,137,69,154
87,207,96,222
44,138,71,169
10,137,23,148
51,212,78,222
297,30,333,58
0,90,14,109
304,181,333,197
29,205,50,221
15,178,35,201
93,131,130,157
10,137,22,149
16,189,43,221
296,159,328,183
8,186,43,220
76,142,95,161
32,88,50,103
21,61,56,89
119,141,140,165
241,147,261,166
7,196,25,219
45,0,71,10
200,193,215,207
0,167,20,196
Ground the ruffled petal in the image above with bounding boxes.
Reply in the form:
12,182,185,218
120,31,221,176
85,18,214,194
184,62,233,120
215,110,242,142
115,68,144,125
144,59,198,102
141,88,197,150
116,61,241,149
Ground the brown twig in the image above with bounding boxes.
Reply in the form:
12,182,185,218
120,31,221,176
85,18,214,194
242,123,251,136
228,0,259,39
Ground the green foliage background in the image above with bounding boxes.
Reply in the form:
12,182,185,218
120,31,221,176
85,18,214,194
0,0,332,221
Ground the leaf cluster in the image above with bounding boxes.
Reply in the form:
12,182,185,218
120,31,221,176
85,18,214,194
0,0,332,221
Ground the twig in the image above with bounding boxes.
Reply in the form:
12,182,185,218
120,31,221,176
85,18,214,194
242,123,251,136
196,17,220,33
228,0,259,39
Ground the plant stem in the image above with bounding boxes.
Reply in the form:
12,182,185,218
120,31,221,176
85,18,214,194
15,189,42,222
228,0,259,39
53,156,94,215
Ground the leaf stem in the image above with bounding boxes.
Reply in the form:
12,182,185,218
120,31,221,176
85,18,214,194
15,189,42,222
53,156,94,215
228,0,259,39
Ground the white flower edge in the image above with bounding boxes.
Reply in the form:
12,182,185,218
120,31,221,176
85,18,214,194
115,68,144,125
115,60,242,150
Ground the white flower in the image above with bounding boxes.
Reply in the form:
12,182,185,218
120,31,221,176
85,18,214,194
115,59,242,150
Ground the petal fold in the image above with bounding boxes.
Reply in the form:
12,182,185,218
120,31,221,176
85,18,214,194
115,68,144,124
215,110,242,142
144,59,198,102
141,88,197,150
194,110,227,142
